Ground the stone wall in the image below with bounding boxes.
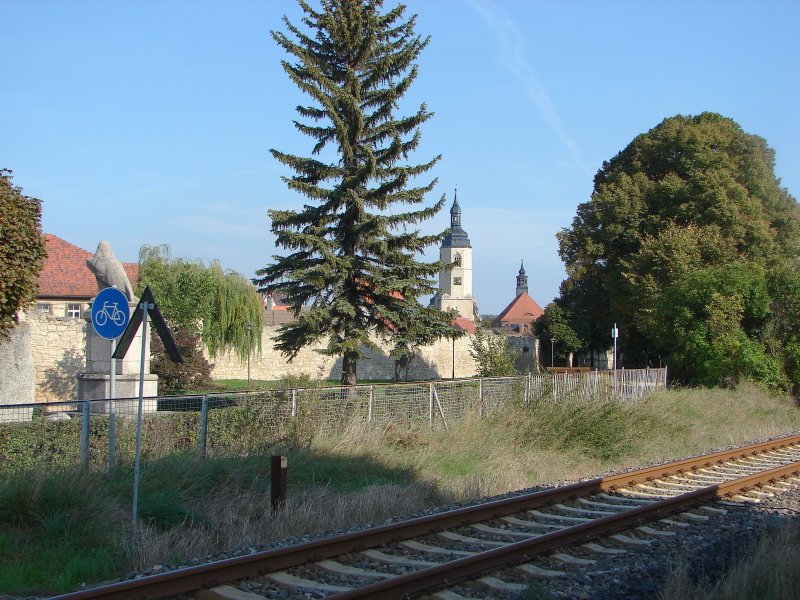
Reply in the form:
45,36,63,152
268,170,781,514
23,311,86,403
0,322,36,418
19,315,489,402
207,325,478,382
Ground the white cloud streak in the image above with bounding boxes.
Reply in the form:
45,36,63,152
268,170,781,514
466,0,592,176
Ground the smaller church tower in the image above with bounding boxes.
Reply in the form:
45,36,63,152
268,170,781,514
515,261,528,297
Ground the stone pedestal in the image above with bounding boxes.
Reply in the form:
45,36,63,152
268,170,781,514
0,323,35,422
76,302,159,412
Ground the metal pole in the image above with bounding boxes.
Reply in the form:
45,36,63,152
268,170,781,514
109,337,116,470
80,399,90,468
368,385,374,424
246,321,252,390
550,338,555,369
131,301,152,547
428,382,434,432
452,337,455,379
199,394,208,459
524,373,530,405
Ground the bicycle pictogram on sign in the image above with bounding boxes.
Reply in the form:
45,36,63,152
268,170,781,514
91,287,130,340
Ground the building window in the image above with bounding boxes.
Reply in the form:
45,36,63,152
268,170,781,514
37,303,52,314
453,277,462,286
453,252,462,267
67,303,82,318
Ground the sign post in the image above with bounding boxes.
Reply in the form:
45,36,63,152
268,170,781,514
90,286,130,471
112,285,182,546
131,300,152,546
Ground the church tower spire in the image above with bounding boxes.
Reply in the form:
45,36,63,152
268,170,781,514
442,188,471,248
516,260,528,297
451,188,461,228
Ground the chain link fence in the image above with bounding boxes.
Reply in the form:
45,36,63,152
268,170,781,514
0,368,666,473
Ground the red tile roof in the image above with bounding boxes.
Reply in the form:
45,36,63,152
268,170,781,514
452,317,477,334
497,292,544,326
38,234,139,299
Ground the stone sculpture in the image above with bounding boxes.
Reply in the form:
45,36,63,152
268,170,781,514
86,241,135,301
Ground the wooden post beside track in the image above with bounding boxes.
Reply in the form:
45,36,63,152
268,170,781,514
271,455,288,511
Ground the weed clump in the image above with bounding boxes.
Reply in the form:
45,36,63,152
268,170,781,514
499,396,680,461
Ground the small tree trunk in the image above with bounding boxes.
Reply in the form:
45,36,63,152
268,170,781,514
341,351,358,386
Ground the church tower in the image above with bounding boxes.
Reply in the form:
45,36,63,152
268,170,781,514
430,190,478,321
516,261,528,297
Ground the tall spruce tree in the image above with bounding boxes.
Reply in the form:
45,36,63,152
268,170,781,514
256,0,454,385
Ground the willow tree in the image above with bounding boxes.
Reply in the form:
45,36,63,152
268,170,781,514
256,0,454,385
138,245,263,360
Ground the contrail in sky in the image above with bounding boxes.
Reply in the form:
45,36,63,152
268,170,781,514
466,0,592,176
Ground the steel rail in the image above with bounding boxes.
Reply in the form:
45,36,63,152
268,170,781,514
330,461,800,599
49,433,800,600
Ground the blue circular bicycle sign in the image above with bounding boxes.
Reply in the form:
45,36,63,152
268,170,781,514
91,287,130,340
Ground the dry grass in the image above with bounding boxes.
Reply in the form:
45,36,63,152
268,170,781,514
660,518,800,600
134,480,457,569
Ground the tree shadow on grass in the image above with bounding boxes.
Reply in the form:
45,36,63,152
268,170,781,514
286,448,417,493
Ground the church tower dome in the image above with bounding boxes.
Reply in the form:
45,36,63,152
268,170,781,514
442,190,471,248
516,260,528,297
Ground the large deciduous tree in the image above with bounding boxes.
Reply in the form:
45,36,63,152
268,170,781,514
256,0,454,385
0,170,46,339
556,112,800,387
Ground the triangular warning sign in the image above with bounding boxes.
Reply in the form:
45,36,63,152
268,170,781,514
112,285,183,363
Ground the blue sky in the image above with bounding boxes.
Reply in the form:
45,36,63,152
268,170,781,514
2,0,798,315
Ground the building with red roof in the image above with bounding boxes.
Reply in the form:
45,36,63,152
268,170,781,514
452,316,477,334
496,262,544,333
33,234,138,319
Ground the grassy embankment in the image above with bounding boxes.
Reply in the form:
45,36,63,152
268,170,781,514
1,382,798,595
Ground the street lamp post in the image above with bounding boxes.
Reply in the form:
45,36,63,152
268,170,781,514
550,338,555,370
246,321,252,389
612,323,619,370
452,336,455,379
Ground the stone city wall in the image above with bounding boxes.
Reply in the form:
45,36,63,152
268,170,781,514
19,315,481,403
22,311,86,403
207,325,478,382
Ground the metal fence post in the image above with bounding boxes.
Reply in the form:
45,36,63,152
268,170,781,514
429,382,434,432
524,373,530,405
199,395,208,460
291,389,297,418
368,385,374,424
81,400,90,468
478,378,484,418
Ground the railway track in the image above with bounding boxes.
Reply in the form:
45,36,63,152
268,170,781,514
52,433,800,600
